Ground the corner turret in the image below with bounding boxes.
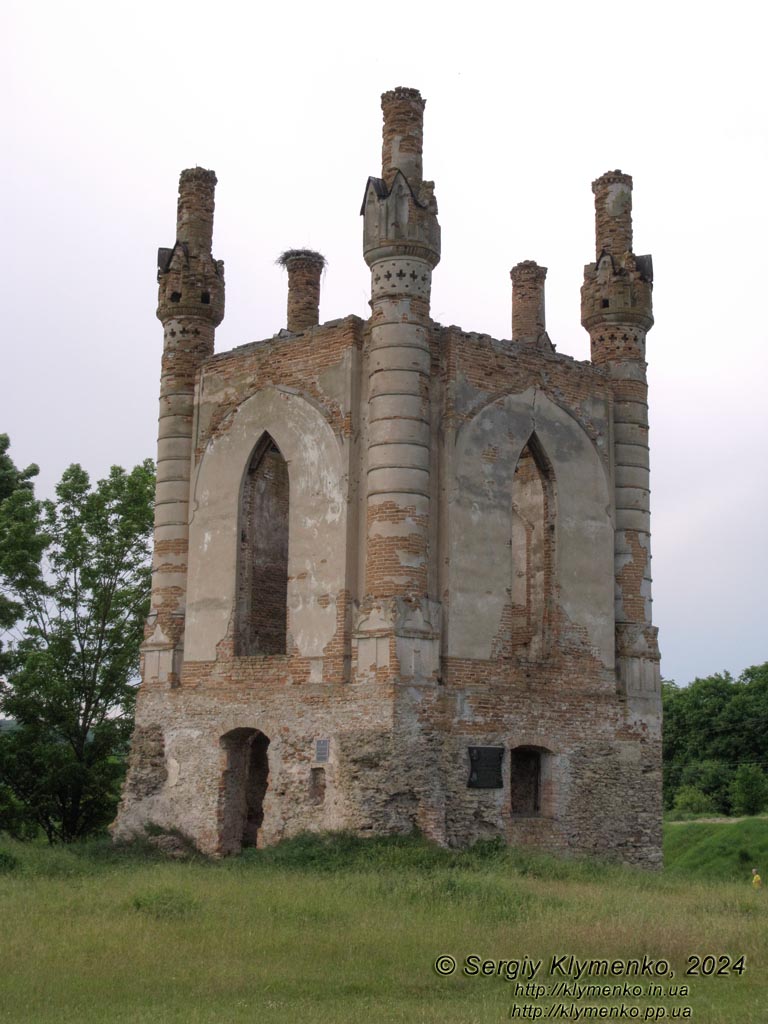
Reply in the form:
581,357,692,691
581,171,653,365
381,86,425,190
362,88,440,272
148,167,225,683
157,167,224,326
581,170,659,704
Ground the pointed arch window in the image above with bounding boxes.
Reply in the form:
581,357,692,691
236,434,289,655
509,434,555,659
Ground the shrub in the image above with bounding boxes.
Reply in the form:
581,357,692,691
0,848,20,873
672,785,716,816
730,765,768,816
680,760,734,815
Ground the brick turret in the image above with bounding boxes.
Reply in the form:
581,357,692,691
149,167,224,682
361,88,440,610
581,170,658,700
357,87,444,841
381,86,425,190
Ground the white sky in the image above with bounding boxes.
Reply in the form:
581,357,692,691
2,0,766,686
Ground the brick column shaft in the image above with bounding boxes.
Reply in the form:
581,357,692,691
582,170,658,695
152,168,224,661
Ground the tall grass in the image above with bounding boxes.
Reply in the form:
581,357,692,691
1,828,766,1023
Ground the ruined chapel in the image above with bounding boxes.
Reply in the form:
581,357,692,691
114,87,662,866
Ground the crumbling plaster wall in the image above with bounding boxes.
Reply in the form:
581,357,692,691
117,308,661,865
115,676,422,853
410,327,662,866
116,317,440,853
185,384,348,663
445,386,614,666
116,92,662,867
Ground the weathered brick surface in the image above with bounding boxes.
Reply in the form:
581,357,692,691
381,87,425,189
114,92,662,868
280,250,325,333
510,261,548,346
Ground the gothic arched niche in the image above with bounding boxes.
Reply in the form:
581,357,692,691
236,433,289,656
509,433,555,660
447,387,614,667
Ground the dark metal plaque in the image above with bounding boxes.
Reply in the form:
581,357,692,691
467,746,504,789
315,738,330,763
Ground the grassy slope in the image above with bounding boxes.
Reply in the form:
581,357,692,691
664,817,768,879
1,829,766,1024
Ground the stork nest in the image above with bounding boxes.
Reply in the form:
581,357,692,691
276,249,327,269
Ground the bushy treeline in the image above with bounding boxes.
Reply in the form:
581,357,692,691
663,664,768,817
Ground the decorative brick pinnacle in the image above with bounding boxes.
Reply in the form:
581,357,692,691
381,86,425,108
381,86,426,189
279,249,326,333
510,260,548,283
592,169,633,192
179,167,217,188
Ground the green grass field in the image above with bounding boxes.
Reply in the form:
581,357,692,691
2,824,767,1024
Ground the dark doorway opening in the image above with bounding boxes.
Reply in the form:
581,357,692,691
219,728,270,854
510,746,542,816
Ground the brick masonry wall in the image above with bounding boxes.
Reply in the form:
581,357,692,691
116,122,660,866
116,310,661,867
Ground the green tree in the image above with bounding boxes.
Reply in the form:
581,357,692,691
0,460,154,842
679,759,734,815
0,434,38,504
663,666,768,812
0,435,41,647
730,764,768,817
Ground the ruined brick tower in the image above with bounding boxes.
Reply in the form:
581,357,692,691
114,88,662,865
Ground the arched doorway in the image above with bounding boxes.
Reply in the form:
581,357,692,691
219,728,270,854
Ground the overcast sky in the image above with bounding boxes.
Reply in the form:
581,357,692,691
3,1,766,686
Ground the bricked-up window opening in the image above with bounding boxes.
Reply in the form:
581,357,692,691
510,745,554,818
309,767,326,805
509,434,555,660
218,728,270,854
236,434,289,655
